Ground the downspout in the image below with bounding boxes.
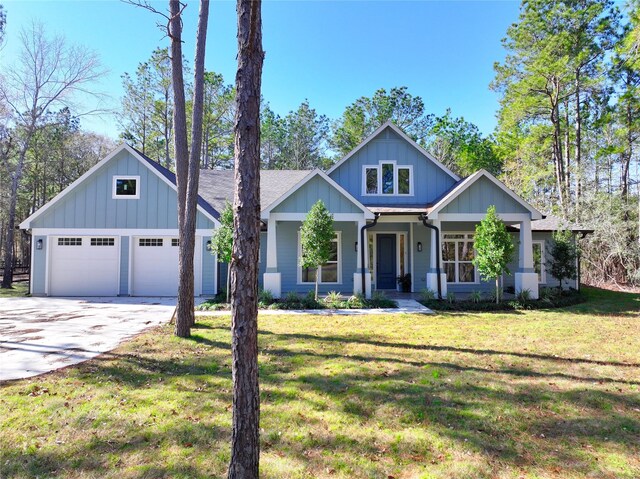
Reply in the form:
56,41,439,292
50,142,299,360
420,214,442,300
360,213,380,296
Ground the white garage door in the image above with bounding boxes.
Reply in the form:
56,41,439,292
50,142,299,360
132,237,180,296
50,236,119,296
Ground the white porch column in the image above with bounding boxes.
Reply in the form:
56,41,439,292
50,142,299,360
353,219,372,298
515,218,539,299
263,217,281,298
426,219,447,297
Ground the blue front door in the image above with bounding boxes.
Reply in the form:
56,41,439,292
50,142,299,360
376,234,397,289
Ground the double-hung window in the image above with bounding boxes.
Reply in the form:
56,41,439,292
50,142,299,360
299,232,341,284
363,162,412,196
442,233,476,283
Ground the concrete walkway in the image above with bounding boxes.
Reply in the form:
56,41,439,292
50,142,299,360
196,298,432,316
0,297,177,382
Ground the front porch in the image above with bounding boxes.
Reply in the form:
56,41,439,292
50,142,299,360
260,212,541,301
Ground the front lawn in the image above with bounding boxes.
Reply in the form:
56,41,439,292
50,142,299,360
1,287,639,478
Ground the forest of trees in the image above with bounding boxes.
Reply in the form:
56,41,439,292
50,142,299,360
1,0,638,288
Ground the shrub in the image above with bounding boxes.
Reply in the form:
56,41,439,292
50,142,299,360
469,290,483,303
368,291,397,308
324,291,344,308
419,288,584,312
516,288,532,303
347,294,366,309
258,289,275,306
302,291,321,309
446,291,456,303
421,288,436,301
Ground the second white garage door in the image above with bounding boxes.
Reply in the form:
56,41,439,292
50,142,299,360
131,237,180,296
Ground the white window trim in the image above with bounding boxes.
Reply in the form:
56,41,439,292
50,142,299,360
112,175,140,200
533,240,546,284
362,165,379,195
442,231,479,284
297,231,342,285
361,162,413,197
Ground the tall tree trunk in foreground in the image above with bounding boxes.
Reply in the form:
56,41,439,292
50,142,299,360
169,0,209,337
185,0,209,327
228,0,263,476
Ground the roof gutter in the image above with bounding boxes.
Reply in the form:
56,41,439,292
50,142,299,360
420,214,442,300
359,214,379,296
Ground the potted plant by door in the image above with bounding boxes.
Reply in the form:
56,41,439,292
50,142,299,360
396,273,411,293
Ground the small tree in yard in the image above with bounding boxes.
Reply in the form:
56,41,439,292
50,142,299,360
299,200,335,300
210,202,233,302
473,205,515,303
548,229,578,291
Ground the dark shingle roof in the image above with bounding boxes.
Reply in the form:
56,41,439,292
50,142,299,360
198,169,311,213
132,146,221,220
509,214,594,233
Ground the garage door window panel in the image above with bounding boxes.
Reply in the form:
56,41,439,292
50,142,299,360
139,238,163,247
58,238,82,246
91,238,115,246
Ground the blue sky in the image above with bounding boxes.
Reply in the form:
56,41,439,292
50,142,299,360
1,1,521,139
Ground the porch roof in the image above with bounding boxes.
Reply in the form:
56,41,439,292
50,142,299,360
508,214,594,233
366,205,431,215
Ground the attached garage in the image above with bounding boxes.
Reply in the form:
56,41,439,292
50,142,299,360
20,144,219,297
49,236,119,296
131,236,180,296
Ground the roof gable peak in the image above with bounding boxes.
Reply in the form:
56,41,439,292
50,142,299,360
326,121,460,181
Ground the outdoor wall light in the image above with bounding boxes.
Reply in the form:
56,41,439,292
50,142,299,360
417,242,423,252
36,239,43,250
354,241,358,252
206,240,212,251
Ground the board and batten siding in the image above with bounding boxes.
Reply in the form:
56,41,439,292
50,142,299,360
439,176,529,215
503,232,578,290
119,236,130,295
29,150,214,230
201,236,216,295
277,221,357,295
270,175,362,214
412,224,431,292
31,235,47,295
328,127,457,206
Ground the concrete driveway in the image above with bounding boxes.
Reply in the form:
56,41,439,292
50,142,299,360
0,296,177,382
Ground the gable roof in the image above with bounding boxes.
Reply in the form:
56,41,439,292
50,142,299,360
131,147,220,221
326,120,460,181
260,169,375,219
20,144,220,229
427,169,543,220
198,169,311,214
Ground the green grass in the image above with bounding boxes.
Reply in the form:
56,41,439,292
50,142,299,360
0,281,29,297
1,286,639,478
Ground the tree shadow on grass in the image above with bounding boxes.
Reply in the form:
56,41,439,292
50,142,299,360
251,328,640,369
0,421,231,479
4,317,639,479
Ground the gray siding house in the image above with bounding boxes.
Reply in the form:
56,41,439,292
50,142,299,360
21,121,583,299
